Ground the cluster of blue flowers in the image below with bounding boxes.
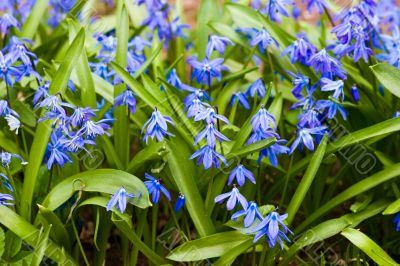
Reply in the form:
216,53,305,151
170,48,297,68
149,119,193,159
34,85,112,169
136,0,189,44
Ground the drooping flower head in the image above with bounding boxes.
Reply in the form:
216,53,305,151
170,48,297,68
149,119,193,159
142,108,175,143
106,187,139,213
214,186,248,211
144,173,171,203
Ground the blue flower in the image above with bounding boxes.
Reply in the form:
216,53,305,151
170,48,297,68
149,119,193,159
5,114,20,134
214,186,248,211
186,98,207,118
250,28,279,53
190,145,227,169
228,164,256,187
260,0,293,21
307,49,346,79
45,130,72,169
232,201,263,227
79,119,112,138
303,0,328,14
142,108,175,143
297,108,321,129
128,36,151,54
316,99,347,120
394,213,400,231
0,51,20,87
351,84,360,103
258,140,290,166
281,34,317,65
287,71,310,99
187,57,229,87
114,88,137,113
0,152,27,168
5,37,37,66
246,79,266,98
247,128,279,145
230,92,250,109
250,211,292,249
320,78,344,100
0,14,20,34
290,126,327,154
0,173,13,192
206,35,233,58
0,100,18,117
0,193,14,206
166,68,182,89
194,107,229,125
174,193,185,212
33,81,50,104
69,107,97,127
194,123,230,148
144,173,171,203
251,106,276,132
106,187,138,213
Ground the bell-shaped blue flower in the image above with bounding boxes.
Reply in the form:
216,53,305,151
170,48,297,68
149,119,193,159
190,145,227,169
228,164,256,187
251,106,276,132
174,193,186,212
144,173,171,203
142,108,175,143
0,193,14,206
394,213,400,231
246,79,266,98
250,211,292,249
215,186,248,211
206,35,233,58
106,187,138,213
230,92,250,109
250,28,279,53
114,88,137,113
232,201,263,227
194,123,230,148
290,126,327,154
320,78,344,100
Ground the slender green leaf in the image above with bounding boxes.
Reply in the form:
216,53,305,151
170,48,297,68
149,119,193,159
20,0,49,39
37,205,71,249
226,138,276,160
295,163,400,233
341,228,399,266
197,0,220,58
281,200,389,265
286,134,328,225
166,139,215,237
31,225,52,266
0,206,77,265
126,142,168,173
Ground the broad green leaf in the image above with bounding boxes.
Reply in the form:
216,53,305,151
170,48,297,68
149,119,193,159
281,200,389,265
167,231,252,262
112,213,168,265
166,138,215,237
295,163,400,233
214,239,254,266
0,206,77,265
31,225,51,266
21,28,86,221
3,231,22,261
286,134,328,225
383,198,400,215
0,131,20,154
42,169,151,211
291,116,400,177
0,227,4,258
341,228,399,266
20,0,49,39
37,205,71,249
370,63,400,98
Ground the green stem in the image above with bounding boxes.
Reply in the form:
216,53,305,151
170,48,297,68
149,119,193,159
72,220,90,266
259,243,268,266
